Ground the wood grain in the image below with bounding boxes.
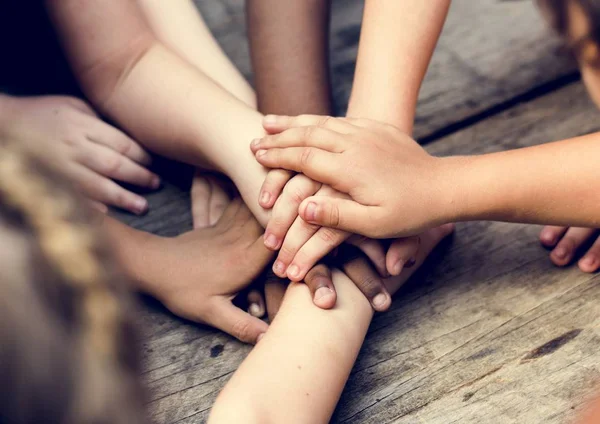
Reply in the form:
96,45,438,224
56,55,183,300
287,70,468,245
108,2,600,423
193,0,577,139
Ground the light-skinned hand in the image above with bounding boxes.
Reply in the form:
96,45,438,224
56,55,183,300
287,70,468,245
252,114,452,239
0,95,159,214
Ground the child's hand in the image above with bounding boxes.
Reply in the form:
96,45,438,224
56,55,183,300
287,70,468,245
252,114,451,239
258,171,418,311
0,95,159,214
132,198,274,344
540,226,600,273
190,170,231,228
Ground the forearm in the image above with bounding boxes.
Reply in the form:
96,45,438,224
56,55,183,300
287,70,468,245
448,133,600,227
209,270,373,424
137,0,256,107
103,215,161,294
347,0,450,133
46,0,269,223
246,0,332,115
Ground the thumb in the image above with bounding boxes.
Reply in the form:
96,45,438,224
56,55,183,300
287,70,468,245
245,236,276,277
299,197,378,237
209,299,269,344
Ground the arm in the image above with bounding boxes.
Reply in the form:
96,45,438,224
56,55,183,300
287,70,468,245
103,201,273,344
347,0,451,133
209,272,372,424
45,0,269,222
137,0,256,108
209,225,452,423
246,0,332,115
253,116,600,236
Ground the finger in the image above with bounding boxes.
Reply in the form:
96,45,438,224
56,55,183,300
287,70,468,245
87,199,108,214
386,236,421,276
67,164,148,214
550,227,597,267
252,126,349,153
259,169,294,209
216,197,244,225
285,227,348,282
341,250,391,312
262,114,357,135
384,224,455,295
539,225,568,248
86,119,152,165
299,196,380,237
347,236,388,277
304,263,336,309
264,272,287,322
271,214,320,278
247,290,265,318
190,173,211,229
66,97,97,116
208,299,268,344
77,141,160,188
578,235,600,273
255,148,341,187
207,176,230,226
264,175,321,250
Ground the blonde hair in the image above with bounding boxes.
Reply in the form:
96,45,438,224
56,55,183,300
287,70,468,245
0,139,147,424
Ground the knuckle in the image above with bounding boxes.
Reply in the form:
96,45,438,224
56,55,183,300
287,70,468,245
300,147,314,167
231,319,253,343
318,228,341,246
103,155,123,175
319,116,332,128
278,244,298,261
359,276,383,297
328,204,341,228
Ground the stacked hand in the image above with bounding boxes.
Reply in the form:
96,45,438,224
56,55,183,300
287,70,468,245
0,95,160,214
252,114,450,238
249,115,452,311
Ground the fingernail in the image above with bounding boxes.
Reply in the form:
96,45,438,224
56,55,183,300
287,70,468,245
405,257,416,268
392,260,404,276
256,149,267,158
264,233,278,249
373,293,388,309
273,260,286,275
554,246,568,260
305,202,317,221
541,230,556,245
287,265,300,280
249,303,262,317
134,198,148,214
257,333,265,343
582,255,597,268
263,115,277,125
151,175,161,189
260,191,271,206
251,138,261,148
315,286,333,300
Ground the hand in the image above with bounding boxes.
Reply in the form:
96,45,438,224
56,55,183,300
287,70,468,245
0,95,159,214
258,173,409,311
251,114,452,238
263,224,455,321
540,226,600,273
132,199,274,344
190,170,232,228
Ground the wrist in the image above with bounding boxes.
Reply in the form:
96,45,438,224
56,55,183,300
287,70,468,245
110,222,167,295
433,155,477,225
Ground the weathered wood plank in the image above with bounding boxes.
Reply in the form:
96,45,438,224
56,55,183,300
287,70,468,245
117,81,600,423
334,82,600,423
193,0,577,139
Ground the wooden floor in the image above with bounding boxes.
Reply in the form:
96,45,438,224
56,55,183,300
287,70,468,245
112,1,600,422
